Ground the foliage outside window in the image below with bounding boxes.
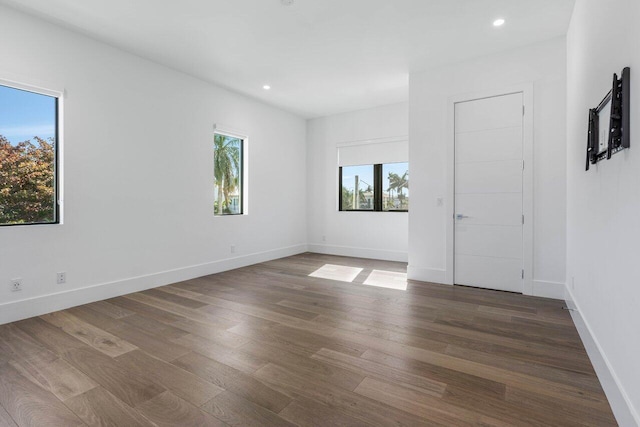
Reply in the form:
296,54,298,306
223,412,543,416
339,162,409,212
214,132,243,215
0,84,58,226
382,162,409,211
340,165,375,211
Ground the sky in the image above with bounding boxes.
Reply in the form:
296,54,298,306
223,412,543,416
343,165,374,192
0,84,56,145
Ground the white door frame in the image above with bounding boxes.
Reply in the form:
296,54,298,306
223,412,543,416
445,83,534,295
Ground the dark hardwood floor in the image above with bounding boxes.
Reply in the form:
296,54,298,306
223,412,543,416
0,253,616,426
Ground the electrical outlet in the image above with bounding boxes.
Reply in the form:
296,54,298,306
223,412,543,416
57,272,66,284
10,278,22,292
322,235,326,242
230,244,236,254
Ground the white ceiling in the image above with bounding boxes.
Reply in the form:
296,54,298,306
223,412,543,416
0,0,575,118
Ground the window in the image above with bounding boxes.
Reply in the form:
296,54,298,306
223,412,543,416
214,132,243,215
339,162,408,212
382,162,409,211
339,165,375,211
0,83,59,226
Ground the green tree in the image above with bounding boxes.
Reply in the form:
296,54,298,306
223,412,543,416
341,186,354,209
386,175,398,209
214,134,241,214
387,170,409,209
0,135,55,224
396,171,409,198
359,184,372,209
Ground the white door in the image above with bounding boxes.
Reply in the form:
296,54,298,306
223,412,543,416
454,93,524,293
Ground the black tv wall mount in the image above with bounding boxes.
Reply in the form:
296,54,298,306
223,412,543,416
586,67,630,170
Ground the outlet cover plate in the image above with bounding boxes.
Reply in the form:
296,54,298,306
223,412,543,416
10,278,22,292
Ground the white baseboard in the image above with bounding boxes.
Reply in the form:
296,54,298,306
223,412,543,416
0,244,308,326
307,244,408,263
565,285,640,427
407,265,449,284
531,280,565,300
405,269,565,300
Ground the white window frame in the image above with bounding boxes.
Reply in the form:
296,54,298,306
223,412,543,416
0,77,64,227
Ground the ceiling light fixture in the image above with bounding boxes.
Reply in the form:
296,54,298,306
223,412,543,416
263,85,271,90
493,18,505,27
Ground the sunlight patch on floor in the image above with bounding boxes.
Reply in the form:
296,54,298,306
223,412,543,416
309,264,363,282
363,270,408,290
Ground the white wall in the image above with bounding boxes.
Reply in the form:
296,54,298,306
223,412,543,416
566,0,640,424
306,103,408,262
408,37,567,298
0,6,307,324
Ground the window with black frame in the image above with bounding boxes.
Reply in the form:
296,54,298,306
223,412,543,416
339,162,408,212
214,132,243,215
0,83,59,226
382,162,409,211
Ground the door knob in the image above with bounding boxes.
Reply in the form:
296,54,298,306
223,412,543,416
456,214,470,220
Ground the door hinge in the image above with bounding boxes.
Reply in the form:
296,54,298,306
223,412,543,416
522,160,525,171
522,215,525,225
521,269,524,279
523,105,525,116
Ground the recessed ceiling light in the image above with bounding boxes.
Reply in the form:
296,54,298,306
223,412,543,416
263,85,271,90
493,18,505,27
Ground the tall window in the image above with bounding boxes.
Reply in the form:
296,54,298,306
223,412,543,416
339,162,409,212
214,132,243,215
0,83,59,226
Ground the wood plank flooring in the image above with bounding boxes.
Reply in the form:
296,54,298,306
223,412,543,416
0,253,617,426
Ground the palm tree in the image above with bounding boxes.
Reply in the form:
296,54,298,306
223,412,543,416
396,171,409,208
359,184,373,209
387,172,400,208
396,171,409,198
387,171,409,209
214,134,241,214
341,186,353,209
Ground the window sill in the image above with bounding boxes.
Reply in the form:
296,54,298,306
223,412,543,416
0,221,61,228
